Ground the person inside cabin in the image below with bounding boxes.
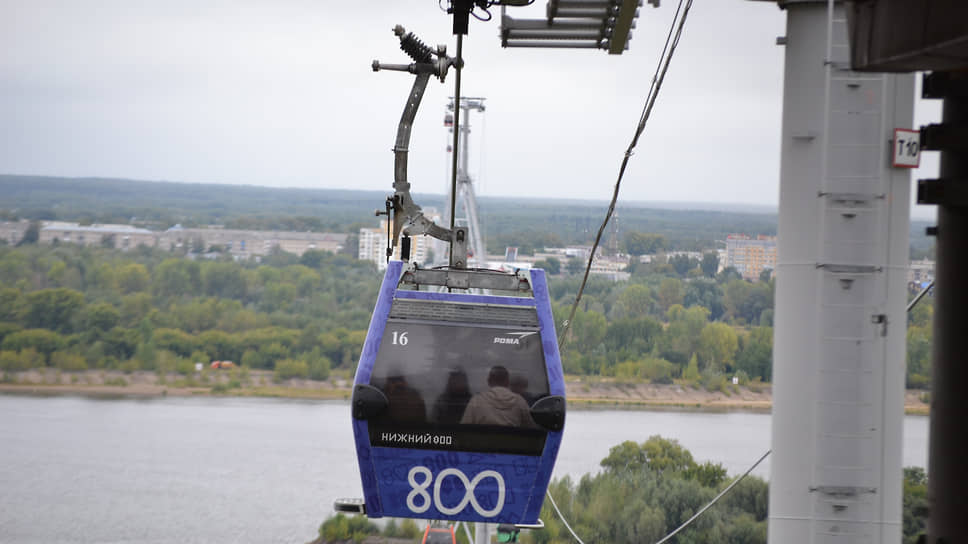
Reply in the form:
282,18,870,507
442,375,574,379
432,368,472,425
510,373,539,408
460,365,535,428
384,374,426,423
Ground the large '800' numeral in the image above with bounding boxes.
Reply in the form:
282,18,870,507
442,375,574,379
406,466,505,517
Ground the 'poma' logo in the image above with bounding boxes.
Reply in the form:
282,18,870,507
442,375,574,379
492,331,537,345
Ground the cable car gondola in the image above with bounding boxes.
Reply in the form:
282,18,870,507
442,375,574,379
337,26,563,527
346,260,566,525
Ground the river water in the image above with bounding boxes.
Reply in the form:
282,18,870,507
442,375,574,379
0,395,929,544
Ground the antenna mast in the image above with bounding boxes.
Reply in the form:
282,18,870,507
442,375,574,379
444,97,487,268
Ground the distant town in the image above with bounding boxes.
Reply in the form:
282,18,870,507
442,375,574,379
0,217,934,288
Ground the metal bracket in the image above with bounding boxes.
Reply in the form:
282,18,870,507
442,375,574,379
809,485,877,497
816,264,881,274
921,123,968,152
514,519,545,531
818,191,881,208
451,227,468,269
922,71,968,100
374,26,462,262
871,313,888,337
401,263,532,292
333,498,366,514
917,178,968,207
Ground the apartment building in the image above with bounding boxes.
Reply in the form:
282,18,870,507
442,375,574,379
35,221,345,258
359,220,442,269
724,234,777,281
158,226,345,258
0,220,31,245
39,223,156,250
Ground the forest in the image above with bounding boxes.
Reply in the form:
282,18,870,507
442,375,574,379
0,238,933,391
0,175,936,387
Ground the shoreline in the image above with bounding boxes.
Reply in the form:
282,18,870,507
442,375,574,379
0,370,931,415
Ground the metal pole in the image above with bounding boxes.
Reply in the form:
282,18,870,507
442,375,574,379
765,2,912,542
926,85,968,544
474,522,489,544
449,35,463,233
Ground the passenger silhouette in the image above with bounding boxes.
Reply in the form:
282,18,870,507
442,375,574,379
383,374,426,423
432,369,472,424
510,373,540,407
460,366,535,428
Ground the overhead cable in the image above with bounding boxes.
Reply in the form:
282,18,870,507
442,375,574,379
557,0,693,348
653,449,771,544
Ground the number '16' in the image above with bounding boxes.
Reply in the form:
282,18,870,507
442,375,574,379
391,331,408,346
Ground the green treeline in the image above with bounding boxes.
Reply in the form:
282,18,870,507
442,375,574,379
0,243,377,379
0,241,933,390
315,437,929,544
0,241,775,385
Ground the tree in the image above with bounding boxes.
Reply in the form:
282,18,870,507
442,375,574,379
736,327,773,381
533,257,561,275
601,436,696,475
902,467,928,544
716,266,742,283
617,284,653,319
656,278,684,313
723,279,773,325
152,258,200,298
153,327,199,358
623,232,665,256
16,222,39,246
698,322,739,372
568,309,607,355
117,263,150,294
906,325,931,389
0,287,24,322
700,252,719,278
81,302,120,333
21,288,84,333
299,249,330,269
683,280,725,321
670,255,698,277
908,300,932,328
659,305,710,365
566,257,585,275
683,354,700,381
1,329,66,362
202,262,247,300
605,316,662,359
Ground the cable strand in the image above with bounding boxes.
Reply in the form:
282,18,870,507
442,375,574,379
654,449,772,544
557,0,693,348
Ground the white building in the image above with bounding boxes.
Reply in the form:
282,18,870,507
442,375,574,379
40,222,156,250
0,220,31,245
909,258,935,285
359,209,444,270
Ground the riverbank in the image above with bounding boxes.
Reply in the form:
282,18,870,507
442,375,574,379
0,369,931,414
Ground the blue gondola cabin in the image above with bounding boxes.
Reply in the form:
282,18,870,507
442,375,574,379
349,261,566,524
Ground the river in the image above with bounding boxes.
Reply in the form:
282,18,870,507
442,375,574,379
0,395,929,544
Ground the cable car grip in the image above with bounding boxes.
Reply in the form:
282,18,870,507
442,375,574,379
401,262,533,292
374,26,468,268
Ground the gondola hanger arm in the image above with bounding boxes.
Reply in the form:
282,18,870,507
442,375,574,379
373,26,465,266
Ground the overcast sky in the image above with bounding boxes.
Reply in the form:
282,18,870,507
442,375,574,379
1,1,940,219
